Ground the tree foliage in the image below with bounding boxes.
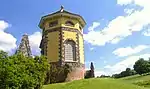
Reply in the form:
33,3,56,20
134,58,150,75
112,68,136,78
97,75,110,78
90,62,95,78
85,62,95,79
84,70,91,79
0,51,49,89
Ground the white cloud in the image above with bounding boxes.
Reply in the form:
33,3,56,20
0,21,9,31
143,29,150,36
95,70,108,77
88,22,100,31
0,20,17,54
113,45,149,57
117,0,133,5
89,47,94,51
84,0,150,46
124,8,135,15
104,65,111,69
99,53,150,76
29,31,42,56
111,37,123,44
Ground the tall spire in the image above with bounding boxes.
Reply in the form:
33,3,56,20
16,33,32,57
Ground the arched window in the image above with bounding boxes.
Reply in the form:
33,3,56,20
64,40,76,61
49,20,58,27
65,21,74,27
79,26,83,32
79,26,82,30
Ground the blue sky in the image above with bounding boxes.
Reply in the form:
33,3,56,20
1,0,150,76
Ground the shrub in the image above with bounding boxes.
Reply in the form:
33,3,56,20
0,51,49,89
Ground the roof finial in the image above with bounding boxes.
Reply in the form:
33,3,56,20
60,5,64,12
24,33,28,36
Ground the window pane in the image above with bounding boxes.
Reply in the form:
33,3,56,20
64,41,76,61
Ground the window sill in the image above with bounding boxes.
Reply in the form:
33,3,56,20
64,60,78,63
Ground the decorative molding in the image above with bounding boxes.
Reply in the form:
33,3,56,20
44,27,83,37
61,27,83,36
76,33,80,63
50,61,84,68
45,34,48,56
40,31,48,56
58,29,63,65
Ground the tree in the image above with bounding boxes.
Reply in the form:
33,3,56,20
0,51,9,88
112,73,119,78
125,68,136,76
0,50,8,59
112,68,136,78
90,62,95,78
0,51,49,89
84,70,91,79
100,75,110,78
149,57,150,63
134,58,150,75
85,62,95,79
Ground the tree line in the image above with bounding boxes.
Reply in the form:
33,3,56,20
112,58,150,78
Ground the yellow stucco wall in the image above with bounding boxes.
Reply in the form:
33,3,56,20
63,30,84,64
60,17,82,32
63,31,77,43
47,31,60,62
42,15,84,64
43,16,83,33
44,18,61,30
79,35,84,64
63,30,77,62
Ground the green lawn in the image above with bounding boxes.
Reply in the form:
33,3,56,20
120,74,150,81
43,78,149,89
119,74,150,88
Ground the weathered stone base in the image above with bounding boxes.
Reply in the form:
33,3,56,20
46,61,85,84
65,62,85,82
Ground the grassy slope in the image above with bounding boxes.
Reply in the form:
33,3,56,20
119,74,150,82
43,78,149,89
119,74,150,88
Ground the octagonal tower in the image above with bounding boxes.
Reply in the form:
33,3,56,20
39,6,86,82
